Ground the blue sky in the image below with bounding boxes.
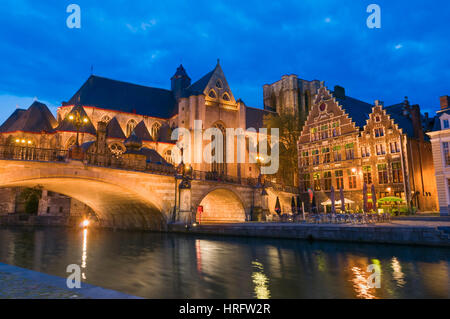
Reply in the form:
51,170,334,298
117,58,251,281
0,0,449,123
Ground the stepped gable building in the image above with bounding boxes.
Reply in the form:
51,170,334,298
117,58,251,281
427,95,450,216
297,85,438,212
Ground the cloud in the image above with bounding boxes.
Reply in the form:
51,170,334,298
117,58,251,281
0,0,448,122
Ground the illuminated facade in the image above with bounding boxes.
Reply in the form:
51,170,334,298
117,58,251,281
298,85,438,212
427,95,450,216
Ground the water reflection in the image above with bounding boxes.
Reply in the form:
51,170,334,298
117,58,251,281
391,257,406,287
351,266,377,299
81,229,88,280
252,261,271,299
0,227,448,299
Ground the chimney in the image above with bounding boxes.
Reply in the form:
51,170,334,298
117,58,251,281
334,85,345,99
440,95,449,110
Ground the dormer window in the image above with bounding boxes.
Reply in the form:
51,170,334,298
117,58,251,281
216,80,223,89
222,93,230,101
208,90,217,98
443,119,449,129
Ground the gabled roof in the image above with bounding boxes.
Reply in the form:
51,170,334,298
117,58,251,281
132,120,153,141
156,123,176,144
106,117,126,139
334,95,373,129
66,75,177,118
140,147,170,165
185,70,215,95
0,108,26,132
383,103,415,137
55,104,97,135
0,101,57,133
245,106,277,129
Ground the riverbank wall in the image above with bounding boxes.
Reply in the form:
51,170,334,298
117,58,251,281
168,222,450,247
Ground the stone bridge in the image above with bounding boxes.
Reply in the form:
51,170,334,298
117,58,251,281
0,159,297,230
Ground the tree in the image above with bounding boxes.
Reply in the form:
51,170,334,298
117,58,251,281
18,186,43,215
263,113,304,187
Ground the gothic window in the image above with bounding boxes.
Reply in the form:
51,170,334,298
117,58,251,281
208,89,217,99
211,123,226,176
151,122,161,140
164,149,174,165
66,136,76,149
216,80,223,89
222,93,231,101
126,119,137,137
109,143,125,156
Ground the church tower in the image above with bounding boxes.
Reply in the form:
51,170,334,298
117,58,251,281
171,64,191,102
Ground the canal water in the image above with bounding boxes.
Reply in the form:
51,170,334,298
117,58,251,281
0,227,449,299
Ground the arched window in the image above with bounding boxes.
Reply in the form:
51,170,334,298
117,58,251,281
216,80,223,89
109,143,125,156
222,93,231,101
208,89,217,99
211,123,227,176
101,115,111,123
126,119,137,137
164,149,174,165
66,136,76,149
151,122,161,140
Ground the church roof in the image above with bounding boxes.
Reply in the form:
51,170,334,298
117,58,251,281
140,147,170,165
66,75,177,119
132,120,153,141
106,117,126,139
184,70,216,96
0,101,57,133
55,104,97,135
0,108,27,132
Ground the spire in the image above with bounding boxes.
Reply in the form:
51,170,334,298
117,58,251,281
171,64,191,101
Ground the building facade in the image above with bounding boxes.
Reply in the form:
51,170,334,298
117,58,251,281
0,61,289,217
427,95,450,216
297,85,438,213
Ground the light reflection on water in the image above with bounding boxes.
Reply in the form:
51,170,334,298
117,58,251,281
0,227,449,299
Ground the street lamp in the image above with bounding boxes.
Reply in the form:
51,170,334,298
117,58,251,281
68,110,89,147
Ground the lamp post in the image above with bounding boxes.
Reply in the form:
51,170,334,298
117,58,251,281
68,110,89,147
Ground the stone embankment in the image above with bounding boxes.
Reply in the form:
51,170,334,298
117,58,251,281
169,220,450,247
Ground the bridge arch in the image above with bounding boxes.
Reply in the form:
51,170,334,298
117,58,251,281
0,160,173,230
195,186,246,223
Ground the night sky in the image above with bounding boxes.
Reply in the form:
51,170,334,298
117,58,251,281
0,0,449,123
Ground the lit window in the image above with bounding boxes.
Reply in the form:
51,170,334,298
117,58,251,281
126,119,137,137
151,122,161,140
377,164,389,184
